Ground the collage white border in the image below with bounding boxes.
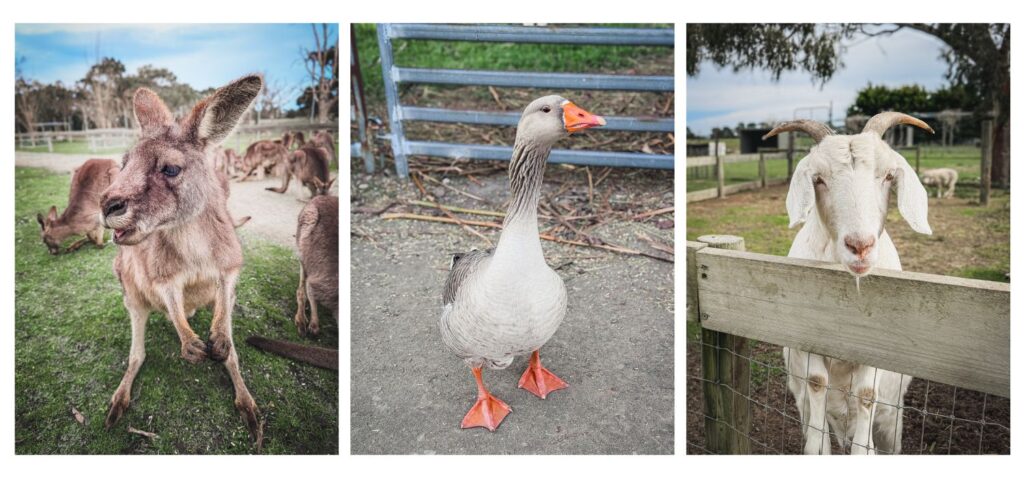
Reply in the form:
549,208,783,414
1,0,1018,475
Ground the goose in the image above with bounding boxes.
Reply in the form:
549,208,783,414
440,95,606,431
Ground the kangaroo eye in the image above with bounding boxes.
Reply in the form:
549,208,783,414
162,165,181,177
541,106,551,113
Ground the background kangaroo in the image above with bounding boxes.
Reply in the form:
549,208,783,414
293,194,338,336
100,75,264,446
37,158,118,255
265,145,334,197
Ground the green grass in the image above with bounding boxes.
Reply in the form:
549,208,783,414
16,138,124,155
354,23,674,102
15,167,337,455
687,146,984,193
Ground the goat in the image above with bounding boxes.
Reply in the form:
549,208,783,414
293,195,338,336
37,158,118,255
920,168,959,199
265,146,334,197
100,75,264,446
764,112,933,455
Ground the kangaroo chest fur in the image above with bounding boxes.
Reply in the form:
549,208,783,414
114,209,242,314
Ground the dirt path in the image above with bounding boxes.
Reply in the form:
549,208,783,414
15,151,322,251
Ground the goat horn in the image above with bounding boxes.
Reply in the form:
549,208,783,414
863,112,935,136
761,120,834,143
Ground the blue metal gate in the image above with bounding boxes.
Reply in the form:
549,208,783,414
375,23,675,178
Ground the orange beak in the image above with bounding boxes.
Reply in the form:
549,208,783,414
563,102,607,133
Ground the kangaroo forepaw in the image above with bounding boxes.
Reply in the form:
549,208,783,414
105,389,131,428
307,321,320,336
294,314,308,337
181,337,208,364
207,332,232,362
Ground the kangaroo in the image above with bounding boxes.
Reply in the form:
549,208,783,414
37,158,119,255
101,75,264,446
308,130,335,164
240,140,288,181
293,194,338,336
265,146,334,197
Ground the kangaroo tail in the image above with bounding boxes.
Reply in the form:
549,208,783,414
245,336,337,370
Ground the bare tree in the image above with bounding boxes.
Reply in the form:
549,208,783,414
15,57,40,138
256,73,291,122
302,23,338,123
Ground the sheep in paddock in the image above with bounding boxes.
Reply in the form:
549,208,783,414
763,112,934,455
920,168,959,199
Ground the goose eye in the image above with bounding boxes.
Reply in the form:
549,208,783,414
162,165,181,177
541,106,551,113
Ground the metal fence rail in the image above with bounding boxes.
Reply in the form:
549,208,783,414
376,23,675,178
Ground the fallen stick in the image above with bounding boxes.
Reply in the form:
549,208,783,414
410,179,493,247
381,213,673,263
409,200,506,218
419,172,487,202
127,426,159,439
633,206,675,220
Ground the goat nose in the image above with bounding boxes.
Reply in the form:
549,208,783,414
844,235,876,259
103,198,127,218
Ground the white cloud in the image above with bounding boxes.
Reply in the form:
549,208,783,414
687,28,950,135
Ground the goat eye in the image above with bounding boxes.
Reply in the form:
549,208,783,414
162,165,181,177
541,106,551,113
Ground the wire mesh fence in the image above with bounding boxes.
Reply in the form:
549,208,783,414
686,325,1011,454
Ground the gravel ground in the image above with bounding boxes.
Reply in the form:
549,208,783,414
350,164,675,455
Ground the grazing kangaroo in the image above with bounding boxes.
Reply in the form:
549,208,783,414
293,195,338,336
37,158,119,255
240,140,288,180
265,146,334,197
101,75,264,446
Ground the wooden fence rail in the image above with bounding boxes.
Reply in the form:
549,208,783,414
687,239,1010,397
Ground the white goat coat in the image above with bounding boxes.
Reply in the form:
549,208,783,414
785,212,912,455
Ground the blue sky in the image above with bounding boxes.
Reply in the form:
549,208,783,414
15,23,337,109
687,28,950,135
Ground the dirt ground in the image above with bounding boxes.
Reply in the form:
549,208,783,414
350,162,674,454
14,151,336,250
686,185,1011,454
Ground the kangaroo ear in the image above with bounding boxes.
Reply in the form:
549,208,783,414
785,158,815,228
325,176,336,191
187,75,262,148
133,88,174,135
47,206,58,222
894,151,932,235
36,212,45,228
311,176,325,189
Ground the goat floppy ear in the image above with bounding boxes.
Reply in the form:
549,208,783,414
893,152,932,235
186,75,262,148
785,158,815,228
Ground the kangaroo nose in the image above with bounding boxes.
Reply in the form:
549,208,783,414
844,235,876,259
103,198,127,219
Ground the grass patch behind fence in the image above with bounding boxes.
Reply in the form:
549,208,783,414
14,167,338,455
354,23,675,103
687,146,985,194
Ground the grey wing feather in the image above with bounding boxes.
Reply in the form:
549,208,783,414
442,248,493,305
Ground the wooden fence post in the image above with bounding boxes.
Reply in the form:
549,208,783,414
758,151,766,189
980,120,993,206
698,234,752,454
716,154,725,199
